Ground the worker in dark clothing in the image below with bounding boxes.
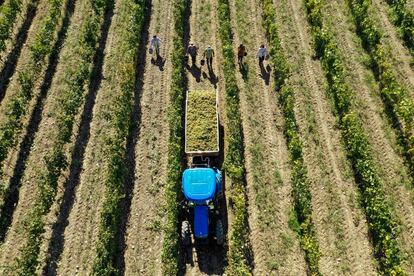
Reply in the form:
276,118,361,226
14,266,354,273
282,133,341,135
237,44,246,65
187,43,198,65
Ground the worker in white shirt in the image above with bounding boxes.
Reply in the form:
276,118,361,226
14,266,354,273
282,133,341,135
150,35,162,59
256,44,268,66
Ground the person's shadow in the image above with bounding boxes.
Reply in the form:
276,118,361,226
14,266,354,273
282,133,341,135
239,62,249,81
202,66,218,88
186,63,201,82
151,55,166,71
259,63,271,85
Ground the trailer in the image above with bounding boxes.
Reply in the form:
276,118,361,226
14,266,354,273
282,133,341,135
185,89,219,157
181,90,223,246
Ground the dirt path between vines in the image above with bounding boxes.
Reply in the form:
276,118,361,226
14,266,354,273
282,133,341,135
407,0,414,11
50,1,153,275
40,0,112,274
326,0,414,273
227,0,307,274
371,0,414,97
183,0,228,275
122,0,173,274
274,0,378,274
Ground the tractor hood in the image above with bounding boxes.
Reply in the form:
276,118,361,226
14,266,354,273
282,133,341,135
194,205,209,239
182,168,216,201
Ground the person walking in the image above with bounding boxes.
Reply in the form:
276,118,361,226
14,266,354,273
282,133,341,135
187,42,198,65
203,45,215,69
237,44,246,65
256,44,268,66
150,35,162,59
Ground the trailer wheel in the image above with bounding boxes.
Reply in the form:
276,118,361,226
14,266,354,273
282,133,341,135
181,220,191,246
215,219,224,245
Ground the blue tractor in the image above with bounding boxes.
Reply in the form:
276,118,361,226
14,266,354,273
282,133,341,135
181,90,223,245
181,157,224,245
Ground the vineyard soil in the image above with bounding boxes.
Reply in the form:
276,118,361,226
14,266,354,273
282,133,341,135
228,0,307,274
324,0,414,272
0,0,412,274
183,0,227,274
123,0,173,274
273,0,377,274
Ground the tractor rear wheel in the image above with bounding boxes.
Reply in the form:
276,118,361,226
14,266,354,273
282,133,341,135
181,220,191,246
215,219,224,245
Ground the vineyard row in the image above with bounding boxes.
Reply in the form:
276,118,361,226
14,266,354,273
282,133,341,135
0,0,67,238
91,0,149,274
15,0,111,273
304,0,403,273
261,0,321,274
161,0,188,274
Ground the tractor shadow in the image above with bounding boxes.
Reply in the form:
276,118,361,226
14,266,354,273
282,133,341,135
179,123,228,275
182,242,227,275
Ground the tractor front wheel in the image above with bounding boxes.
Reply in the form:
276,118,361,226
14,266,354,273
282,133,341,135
181,220,191,246
215,219,224,245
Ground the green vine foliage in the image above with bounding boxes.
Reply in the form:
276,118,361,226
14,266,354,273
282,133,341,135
15,0,110,274
161,0,188,274
91,0,148,274
260,0,322,274
0,0,64,176
0,0,25,53
304,0,404,274
0,0,66,239
216,0,252,274
384,0,414,53
348,0,414,167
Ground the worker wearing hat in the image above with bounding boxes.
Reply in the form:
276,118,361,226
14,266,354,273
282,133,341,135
187,42,198,65
203,45,215,70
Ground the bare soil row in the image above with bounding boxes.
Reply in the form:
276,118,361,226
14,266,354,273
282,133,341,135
0,0,39,103
269,0,378,273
